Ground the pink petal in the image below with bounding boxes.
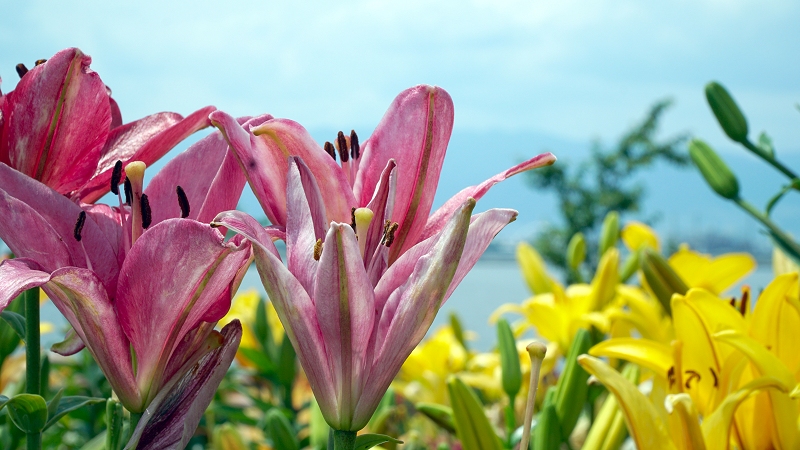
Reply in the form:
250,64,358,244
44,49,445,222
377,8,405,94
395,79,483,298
144,115,271,226
0,164,120,293
211,110,355,226
286,157,328,294
0,258,51,312
50,327,86,356
213,210,338,424
1,48,111,194
47,266,140,409
109,96,123,129
421,152,556,241
114,219,250,402
353,197,474,428
128,321,241,450
353,85,454,263
313,223,376,429
77,106,216,203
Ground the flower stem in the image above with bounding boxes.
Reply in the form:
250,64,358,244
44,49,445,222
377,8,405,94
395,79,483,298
743,139,798,181
332,429,356,450
735,198,800,256
24,288,41,450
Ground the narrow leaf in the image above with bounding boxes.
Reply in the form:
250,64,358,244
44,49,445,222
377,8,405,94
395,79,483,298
44,396,106,430
354,433,403,450
0,311,27,343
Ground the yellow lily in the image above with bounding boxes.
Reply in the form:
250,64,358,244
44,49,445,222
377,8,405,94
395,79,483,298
668,244,756,296
579,355,790,450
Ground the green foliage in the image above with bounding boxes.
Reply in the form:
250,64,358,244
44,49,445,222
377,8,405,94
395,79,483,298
526,100,688,277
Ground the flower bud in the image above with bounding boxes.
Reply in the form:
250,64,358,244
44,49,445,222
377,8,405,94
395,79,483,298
416,403,456,433
533,404,561,450
497,319,522,400
554,328,593,440
689,139,740,200
447,376,503,450
705,81,748,143
567,232,587,270
599,211,620,256
641,248,688,316
517,243,554,294
265,408,299,450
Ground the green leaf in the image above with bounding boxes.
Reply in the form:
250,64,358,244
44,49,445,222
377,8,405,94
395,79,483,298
5,394,48,433
416,403,456,434
44,396,105,430
277,335,296,388
46,389,64,419
0,311,27,343
354,433,403,450
533,404,561,450
449,312,469,352
554,328,593,440
757,131,775,158
239,347,277,374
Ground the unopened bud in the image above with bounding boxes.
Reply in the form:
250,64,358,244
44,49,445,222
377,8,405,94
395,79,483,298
599,211,620,256
497,319,522,400
689,139,740,200
641,248,688,316
705,81,748,143
566,232,586,270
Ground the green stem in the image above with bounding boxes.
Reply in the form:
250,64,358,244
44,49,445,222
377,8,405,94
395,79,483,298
332,429,356,450
743,140,798,181
504,397,516,446
735,198,800,257
24,288,41,450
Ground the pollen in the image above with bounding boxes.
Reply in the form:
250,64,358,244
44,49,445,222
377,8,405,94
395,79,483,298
313,239,324,261
140,194,152,229
335,131,349,163
73,211,87,242
176,185,191,218
110,160,123,195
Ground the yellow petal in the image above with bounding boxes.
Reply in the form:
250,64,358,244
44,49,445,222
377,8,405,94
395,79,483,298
749,273,800,375
516,242,555,295
671,289,745,415
714,330,798,449
589,338,673,380
578,356,677,450
669,247,755,295
621,221,660,252
701,377,789,449
664,394,706,450
590,248,619,310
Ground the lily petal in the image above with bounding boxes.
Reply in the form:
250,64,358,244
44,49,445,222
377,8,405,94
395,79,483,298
577,355,676,450
286,157,328,294
420,152,556,242
749,273,800,375
354,85,454,263
314,223,375,429
115,219,250,403
126,321,242,450
589,338,674,381
0,258,52,312
664,394,706,450
701,377,789,449
77,106,217,203
1,48,111,194
354,198,474,428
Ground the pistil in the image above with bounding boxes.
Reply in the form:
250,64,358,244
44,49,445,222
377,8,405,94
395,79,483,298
353,207,374,258
125,162,147,244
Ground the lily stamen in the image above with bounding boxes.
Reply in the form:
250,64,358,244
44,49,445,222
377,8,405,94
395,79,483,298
140,194,152,229
34,59,47,66
123,178,133,206
335,131,351,186
176,186,190,218
313,239,323,261
324,141,337,161
384,222,399,247
15,63,28,78
73,211,94,271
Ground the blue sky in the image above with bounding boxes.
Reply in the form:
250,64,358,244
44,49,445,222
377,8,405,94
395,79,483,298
2,0,800,242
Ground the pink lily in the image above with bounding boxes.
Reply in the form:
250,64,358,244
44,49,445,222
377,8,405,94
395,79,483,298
210,84,556,265
0,113,269,311
0,47,216,202
0,217,249,413
213,157,520,431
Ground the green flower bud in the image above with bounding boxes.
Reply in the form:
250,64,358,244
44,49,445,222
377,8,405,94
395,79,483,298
705,81,748,143
416,403,456,434
533,404,561,450
447,376,503,450
641,248,688,316
497,319,522,400
554,328,592,440
105,399,124,450
599,211,620,257
566,232,587,270
265,409,299,450
689,139,740,200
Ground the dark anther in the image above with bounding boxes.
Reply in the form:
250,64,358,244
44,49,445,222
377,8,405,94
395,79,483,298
350,207,357,231
176,186,190,218
739,289,749,316
709,367,718,388
313,239,323,261
123,178,133,205
73,211,87,242
110,160,123,195
380,220,391,244
729,298,736,308
15,64,29,78
335,131,349,163
384,222,399,247
667,366,676,389
35,59,47,66
684,369,701,389
350,130,360,160
140,194,152,229
324,141,337,161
